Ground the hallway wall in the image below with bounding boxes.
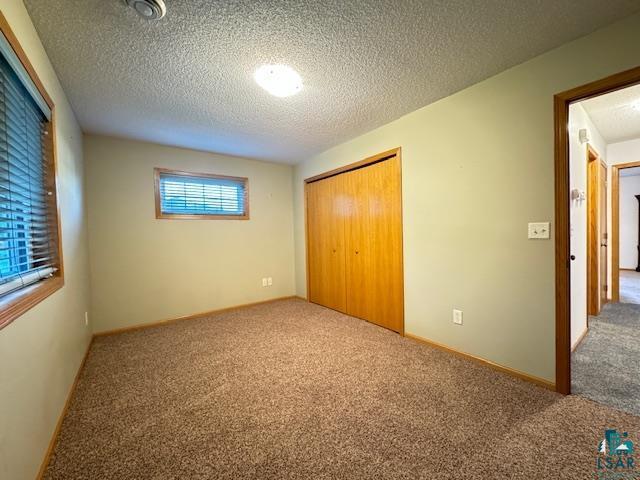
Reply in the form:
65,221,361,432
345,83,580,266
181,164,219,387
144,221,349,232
568,103,607,349
619,175,640,269
607,138,640,289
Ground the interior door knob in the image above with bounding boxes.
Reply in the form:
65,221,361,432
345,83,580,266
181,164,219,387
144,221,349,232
570,255,576,261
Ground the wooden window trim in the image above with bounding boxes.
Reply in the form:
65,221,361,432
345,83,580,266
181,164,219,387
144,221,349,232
154,167,250,220
0,12,64,331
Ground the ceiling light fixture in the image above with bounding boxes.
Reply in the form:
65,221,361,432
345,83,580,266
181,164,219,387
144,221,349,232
254,65,303,98
125,0,166,20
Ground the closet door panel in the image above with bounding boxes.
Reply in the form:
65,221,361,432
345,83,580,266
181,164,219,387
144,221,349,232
343,167,370,321
345,157,404,332
306,176,347,312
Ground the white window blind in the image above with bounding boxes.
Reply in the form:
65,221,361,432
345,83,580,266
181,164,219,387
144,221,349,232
158,171,248,217
0,31,51,120
0,49,58,298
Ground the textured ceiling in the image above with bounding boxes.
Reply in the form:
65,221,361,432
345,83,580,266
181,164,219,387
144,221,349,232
581,83,640,145
620,166,640,177
24,0,640,163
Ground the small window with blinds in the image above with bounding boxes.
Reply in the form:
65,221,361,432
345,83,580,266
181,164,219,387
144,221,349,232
154,168,249,220
0,14,62,329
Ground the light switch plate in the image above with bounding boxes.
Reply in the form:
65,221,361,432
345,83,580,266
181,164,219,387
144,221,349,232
453,309,463,325
528,222,550,239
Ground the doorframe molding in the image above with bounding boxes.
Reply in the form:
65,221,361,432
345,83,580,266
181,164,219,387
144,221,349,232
303,147,404,333
586,144,603,317
554,65,640,395
611,160,640,303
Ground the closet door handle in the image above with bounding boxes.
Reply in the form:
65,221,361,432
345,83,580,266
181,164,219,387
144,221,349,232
355,250,359,255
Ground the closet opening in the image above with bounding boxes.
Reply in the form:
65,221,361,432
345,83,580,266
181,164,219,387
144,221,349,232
304,148,404,334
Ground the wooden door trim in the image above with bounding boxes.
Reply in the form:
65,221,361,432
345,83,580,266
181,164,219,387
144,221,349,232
303,148,404,334
397,150,405,336
304,179,311,301
599,158,608,308
611,160,640,303
304,147,401,184
586,145,600,316
554,65,640,395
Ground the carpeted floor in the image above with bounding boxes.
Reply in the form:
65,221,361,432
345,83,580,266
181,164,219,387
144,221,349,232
45,299,640,479
572,301,640,417
620,270,640,304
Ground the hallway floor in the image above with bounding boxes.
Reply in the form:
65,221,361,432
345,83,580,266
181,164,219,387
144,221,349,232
620,269,640,303
572,301,640,416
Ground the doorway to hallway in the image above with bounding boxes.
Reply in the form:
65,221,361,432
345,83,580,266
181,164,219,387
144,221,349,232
561,77,640,415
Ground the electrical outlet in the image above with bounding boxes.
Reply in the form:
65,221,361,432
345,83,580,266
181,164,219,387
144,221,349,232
453,309,463,325
262,278,268,287
84,312,89,326
267,277,273,286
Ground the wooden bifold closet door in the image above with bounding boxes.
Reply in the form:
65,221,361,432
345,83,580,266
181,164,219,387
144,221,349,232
306,152,404,333
306,174,347,313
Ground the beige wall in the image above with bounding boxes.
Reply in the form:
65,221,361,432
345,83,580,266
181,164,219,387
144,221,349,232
293,13,640,383
0,2,92,480
85,135,295,333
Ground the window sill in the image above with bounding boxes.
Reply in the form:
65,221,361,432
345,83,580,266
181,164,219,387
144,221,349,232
0,276,64,330
156,213,250,220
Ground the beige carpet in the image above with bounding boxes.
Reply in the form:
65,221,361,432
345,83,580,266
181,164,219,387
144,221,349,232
44,299,640,479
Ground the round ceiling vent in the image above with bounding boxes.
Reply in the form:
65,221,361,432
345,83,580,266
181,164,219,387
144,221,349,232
125,0,166,20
